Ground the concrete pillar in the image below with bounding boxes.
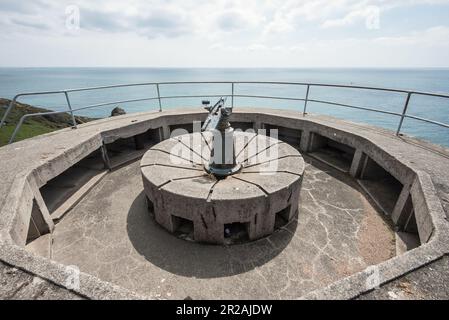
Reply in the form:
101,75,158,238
349,149,366,178
193,212,224,244
153,195,175,232
287,178,302,220
134,133,146,150
100,143,111,170
157,127,164,142
161,125,170,140
299,130,311,152
27,199,52,243
307,132,327,152
391,184,413,226
29,178,54,233
359,156,388,180
154,210,174,233
409,175,435,243
254,121,263,131
249,209,276,241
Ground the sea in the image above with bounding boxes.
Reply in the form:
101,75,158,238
0,68,448,147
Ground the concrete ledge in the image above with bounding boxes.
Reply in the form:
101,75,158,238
0,242,145,300
1,107,449,299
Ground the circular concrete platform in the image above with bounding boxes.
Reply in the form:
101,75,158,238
141,132,305,244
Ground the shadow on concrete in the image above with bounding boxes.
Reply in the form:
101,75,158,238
126,191,296,278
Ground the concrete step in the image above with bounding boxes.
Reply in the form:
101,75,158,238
357,179,399,216
51,170,108,221
109,148,149,169
107,141,155,169
42,166,106,213
308,150,351,173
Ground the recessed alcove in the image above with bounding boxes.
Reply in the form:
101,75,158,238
40,148,106,221
26,199,48,244
357,154,404,216
274,205,291,229
394,194,420,254
105,128,161,167
308,133,355,173
263,123,302,147
172,215,194,240
224,222,250,244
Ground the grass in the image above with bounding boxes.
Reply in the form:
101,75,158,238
0,122,56,146
0,98,95,147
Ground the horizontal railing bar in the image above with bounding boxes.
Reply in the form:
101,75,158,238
6,93,445,122
233,82,411,94
233,94,306,101
63,81,234,93
11,91,66,97
5,94,434,122
71,97,159,111
159,94,230,100
8,81,449,99
409,91,449,99
158,94,306,101
65,82,160,93
149,81,413,95
307,99,404,117
404,114,449,129
172,81,449,98
3,80,449,144
7,97,162,144
14,97,160,119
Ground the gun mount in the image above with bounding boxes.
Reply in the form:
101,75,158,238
201,98,241,178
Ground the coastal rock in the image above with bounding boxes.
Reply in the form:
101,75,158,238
111,107,126,117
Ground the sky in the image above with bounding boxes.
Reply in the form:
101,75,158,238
0,0,449,67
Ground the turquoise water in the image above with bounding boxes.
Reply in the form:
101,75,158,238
0,68,448,146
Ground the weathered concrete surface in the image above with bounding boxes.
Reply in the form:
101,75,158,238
141,132,304,244
0,260,83,300
358,255,449,300
51,156,394,299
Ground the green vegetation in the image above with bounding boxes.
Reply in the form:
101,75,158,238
0,98,95,147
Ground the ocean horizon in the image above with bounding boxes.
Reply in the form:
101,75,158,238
1,67,448,147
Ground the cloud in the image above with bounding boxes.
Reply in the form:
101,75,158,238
136,8,191,38
321,5,381,29
1,0,447,39
0,0,48,14
262,0,449,35
9,18,50,30
77,5,192,38
209,42,306,53
0,0,449,67
215,9,263,31
80,8,125,32
373,25,449,46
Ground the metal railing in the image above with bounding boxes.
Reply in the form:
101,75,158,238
1,81,449,144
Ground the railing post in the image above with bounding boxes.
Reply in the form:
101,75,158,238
64,92,78,129
303,85,310,116
0,97,18,129
231,83,235,109
396,92,412,136
156,84,162,112
8,115,27,144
